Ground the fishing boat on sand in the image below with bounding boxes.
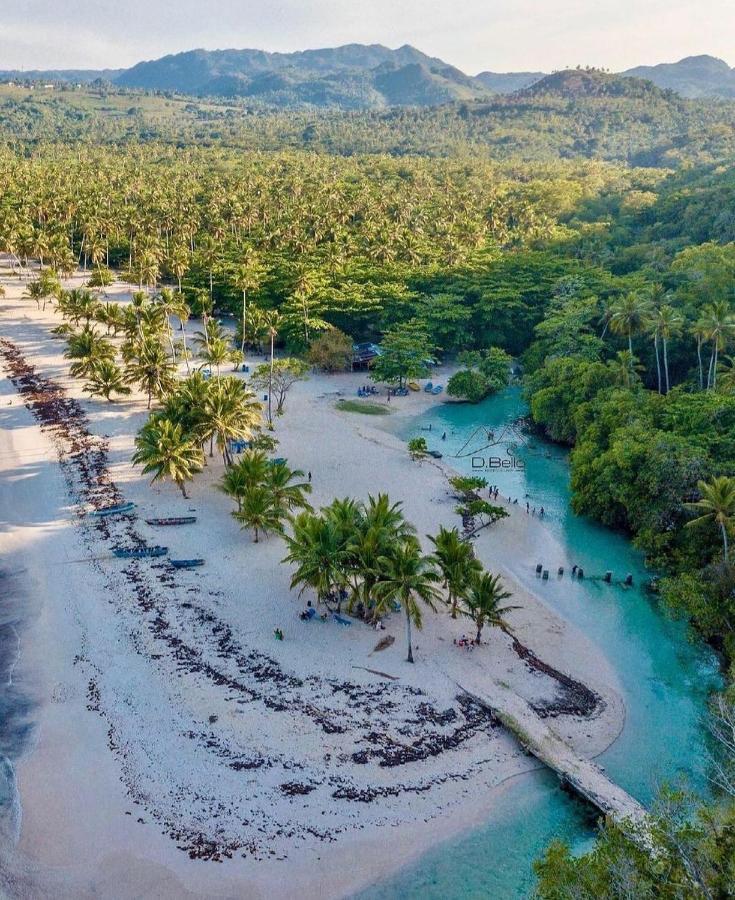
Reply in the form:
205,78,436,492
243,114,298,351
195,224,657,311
113,546,168,559
407,381,420,391
145,516,197,526
431,384,444,395
170,558,205,569
89,502,135,517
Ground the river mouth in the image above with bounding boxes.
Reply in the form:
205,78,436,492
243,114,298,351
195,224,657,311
362,386,722,899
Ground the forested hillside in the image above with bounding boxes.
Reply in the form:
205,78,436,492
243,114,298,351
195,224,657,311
1,76,735,166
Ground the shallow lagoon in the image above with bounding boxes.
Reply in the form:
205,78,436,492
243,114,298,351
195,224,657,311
360,387,721,898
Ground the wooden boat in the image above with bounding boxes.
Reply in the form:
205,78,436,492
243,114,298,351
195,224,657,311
170,558,205,569
407,381,420,391
427,449,443,459
113,546,168,559
145,516,197,527
431,385,443,395
89,502,135,517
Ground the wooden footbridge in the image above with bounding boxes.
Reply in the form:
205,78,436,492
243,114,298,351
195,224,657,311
449,672,648,829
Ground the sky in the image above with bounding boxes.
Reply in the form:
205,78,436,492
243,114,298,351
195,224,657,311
3,0,734,74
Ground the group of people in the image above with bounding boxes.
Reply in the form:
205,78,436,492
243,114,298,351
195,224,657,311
525,501,544,517
453,635,477,650
357,384,379,397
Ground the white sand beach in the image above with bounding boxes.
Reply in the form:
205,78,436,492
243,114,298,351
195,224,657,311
0,269,626,899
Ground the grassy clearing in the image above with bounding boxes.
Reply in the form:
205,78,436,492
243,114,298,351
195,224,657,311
336,399,392,415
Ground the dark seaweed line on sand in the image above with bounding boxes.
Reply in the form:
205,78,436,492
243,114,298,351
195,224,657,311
0,338,513,863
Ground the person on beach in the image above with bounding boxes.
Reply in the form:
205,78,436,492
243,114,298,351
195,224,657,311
526,501,530,513
540,507,545,517
308,471,312,482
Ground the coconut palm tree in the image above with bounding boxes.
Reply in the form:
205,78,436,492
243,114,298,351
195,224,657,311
463,571,517,644
83,360,131,402
609,292,652,355
266,461,313,513
700,301,735,390
199,335,231,377
283,511,350,601
652,304,683,394
95,301,125,336
256,308,284,429
132,417,204,498
685,476,735,564
64,326,116,378
717,355,735,394
234,486,286,543
375,538,440,663
428,525,482,619
124,337,177,408
232,249,267,357
606,350,644,390
201,377,262,464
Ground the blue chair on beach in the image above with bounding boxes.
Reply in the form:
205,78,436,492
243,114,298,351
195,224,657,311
333,614,352,626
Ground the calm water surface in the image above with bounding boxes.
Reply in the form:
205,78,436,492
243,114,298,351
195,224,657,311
359,387,721,899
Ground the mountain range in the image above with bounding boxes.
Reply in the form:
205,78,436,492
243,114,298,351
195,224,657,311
2,46,735,108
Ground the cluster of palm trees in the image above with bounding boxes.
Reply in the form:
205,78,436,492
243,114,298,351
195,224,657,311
219,449,312,541
605,289,735,393
283,498,516,663
686,475,735,564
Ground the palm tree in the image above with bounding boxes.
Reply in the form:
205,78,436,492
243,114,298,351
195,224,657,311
266,461,313,513
609,292,652,355
232,249,267,357
700,301,735,390
201,377,262,464
652,304,683,394
132,417,204,498
283,511,350,600
606,350,643,390
428,525,482,619
692,320,708,391
95,301,125,336
199,335,231,377
375,539,440,663
64,326,116,378
83,360,131,402
685,476,735,563
257,308,284,428
125,338,178,408
463,571,517,644
717,355,735,394
234,486,286,543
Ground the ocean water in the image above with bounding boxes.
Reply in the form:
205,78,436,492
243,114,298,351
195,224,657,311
0,573,31,845
358,387,721,899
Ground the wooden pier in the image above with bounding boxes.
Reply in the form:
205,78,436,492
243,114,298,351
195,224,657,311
454,675,648,828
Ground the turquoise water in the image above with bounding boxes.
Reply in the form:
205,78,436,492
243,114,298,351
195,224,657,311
359,388,721,899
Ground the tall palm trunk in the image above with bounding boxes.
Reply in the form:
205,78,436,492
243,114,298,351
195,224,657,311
663,337,670,394
654,332,662,393
708,343,717,390
268,331,275,427
722,522,729,563
179,321,190,374
697,336,704,390
241,289,247,357
405,604,414,663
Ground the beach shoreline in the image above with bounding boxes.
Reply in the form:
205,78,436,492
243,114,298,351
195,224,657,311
0,269,625,899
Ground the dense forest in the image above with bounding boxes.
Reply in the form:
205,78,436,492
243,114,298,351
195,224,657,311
2,91,735,893
2,73,735,165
